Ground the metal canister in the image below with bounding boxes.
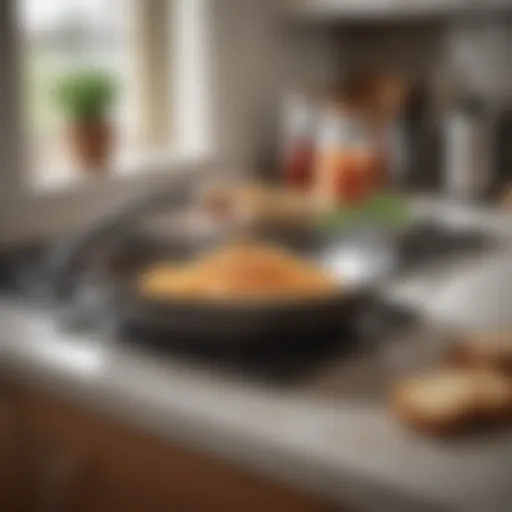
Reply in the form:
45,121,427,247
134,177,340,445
443,98,492,200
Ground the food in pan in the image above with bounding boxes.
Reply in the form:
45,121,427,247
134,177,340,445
449,331,512,374
138,241,336,302
391,369,512,436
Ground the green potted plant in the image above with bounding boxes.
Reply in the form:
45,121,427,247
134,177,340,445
53,69,116,172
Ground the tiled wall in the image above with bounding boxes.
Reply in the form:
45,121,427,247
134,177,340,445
266,16,511,176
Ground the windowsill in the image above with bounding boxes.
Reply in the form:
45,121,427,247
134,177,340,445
28,146,215,198
0,145,217,245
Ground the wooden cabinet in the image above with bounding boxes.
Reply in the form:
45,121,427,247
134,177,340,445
0,384,336,512
0,383,31,511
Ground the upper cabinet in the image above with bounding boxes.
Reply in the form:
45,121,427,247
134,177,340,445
282,0,512,22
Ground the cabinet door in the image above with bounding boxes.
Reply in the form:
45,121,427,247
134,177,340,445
29,437,105,512
0,383,31,512
24,392,337,512
21,394,107,512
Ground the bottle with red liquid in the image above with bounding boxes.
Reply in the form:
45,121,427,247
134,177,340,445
314,101,380,209
280,92,317,191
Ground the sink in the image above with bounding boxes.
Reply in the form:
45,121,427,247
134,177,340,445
382,247,512,331
423,252,512,329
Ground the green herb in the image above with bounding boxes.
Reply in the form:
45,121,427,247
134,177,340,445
321,207,361,230
52,69,116,120
319,192,409,231
360,192,409,226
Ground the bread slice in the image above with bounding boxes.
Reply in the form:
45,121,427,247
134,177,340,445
392,369,512,436
392,371,476,435
449,331,512,374
473,370,512,421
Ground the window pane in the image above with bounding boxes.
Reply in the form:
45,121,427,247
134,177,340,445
18,0,167,188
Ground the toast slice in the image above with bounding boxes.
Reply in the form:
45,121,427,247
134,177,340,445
392,369,512,436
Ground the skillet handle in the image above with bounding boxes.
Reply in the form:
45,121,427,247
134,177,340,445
47,176,193,299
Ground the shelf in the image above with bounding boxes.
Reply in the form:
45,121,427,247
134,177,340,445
282,0,512,23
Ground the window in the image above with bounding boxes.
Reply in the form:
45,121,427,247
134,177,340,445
0,0,214,243
18,0,206,190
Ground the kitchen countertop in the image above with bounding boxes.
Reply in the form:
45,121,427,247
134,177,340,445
2,198,512,512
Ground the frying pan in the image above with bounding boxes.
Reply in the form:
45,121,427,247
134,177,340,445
105,226,394,350
109,251,365,350
49,178,393,350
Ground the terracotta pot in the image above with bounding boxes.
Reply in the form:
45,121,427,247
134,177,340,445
68,118,113,171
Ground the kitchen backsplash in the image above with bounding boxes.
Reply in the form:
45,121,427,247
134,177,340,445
258,13,512,192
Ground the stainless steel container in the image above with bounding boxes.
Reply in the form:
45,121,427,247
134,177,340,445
443,98,492,200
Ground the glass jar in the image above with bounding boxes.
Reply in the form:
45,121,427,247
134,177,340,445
314,103,380,208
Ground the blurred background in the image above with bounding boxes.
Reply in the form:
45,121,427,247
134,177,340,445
0,1,512,511
0,0,510,243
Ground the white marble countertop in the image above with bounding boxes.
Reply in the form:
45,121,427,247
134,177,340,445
2,198,512,512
